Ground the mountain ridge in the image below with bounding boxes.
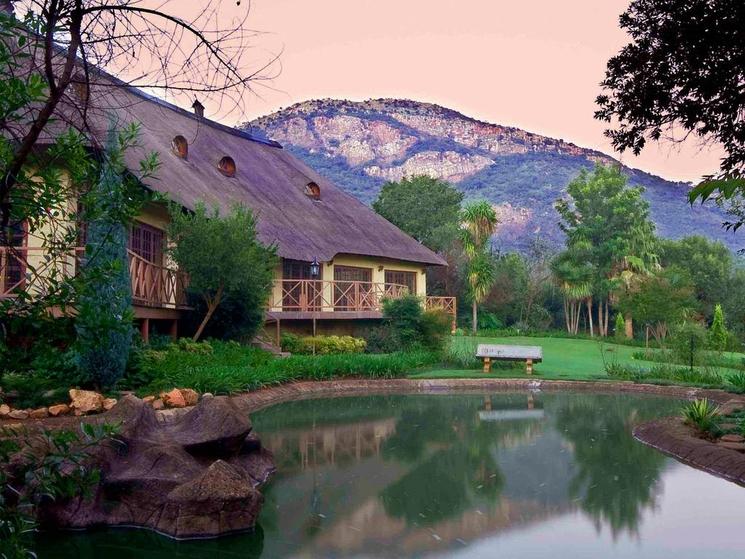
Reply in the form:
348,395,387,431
244,98,735,252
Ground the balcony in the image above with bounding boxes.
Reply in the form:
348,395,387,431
0,246,189,313
268,279,456,326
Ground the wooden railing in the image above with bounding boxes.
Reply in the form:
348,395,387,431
128,250,189,309
1,246,188,310
425,296,458,332
271,279,409,313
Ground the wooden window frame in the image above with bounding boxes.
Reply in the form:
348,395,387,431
385,269,417,295
129,221,164,265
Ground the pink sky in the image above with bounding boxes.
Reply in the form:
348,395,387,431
180,0,723,183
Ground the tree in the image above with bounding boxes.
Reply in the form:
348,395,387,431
659,236,733,320
555,164,658,337
460,201,498,334
595,0,745,227
73,124,136,388
166,203,276,341
614,313,625,339
709,303,729,352
617,267,696,346
372,175,463,252
552,244,593,335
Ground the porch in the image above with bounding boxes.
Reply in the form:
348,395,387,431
266,278,456,332
0,246,190,321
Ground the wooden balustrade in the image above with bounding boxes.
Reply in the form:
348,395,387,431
1,246,188,310
425,296,458,332
272,279,409,312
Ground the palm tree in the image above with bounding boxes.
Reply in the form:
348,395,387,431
460,201,499,334
552,244,594,335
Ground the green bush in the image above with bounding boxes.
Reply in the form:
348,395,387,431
728,372,745,391
670,321,709,367
280,334,366,355
709,304,729,352
614,313,625,339
681,399,721,434
373,295,451,353
131,339,439,395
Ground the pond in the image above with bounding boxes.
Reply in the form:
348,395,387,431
36,392,745,557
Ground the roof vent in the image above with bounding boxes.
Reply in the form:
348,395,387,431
171,135,188,159
218,156,236,177
192,99,205,117
305,182,321,200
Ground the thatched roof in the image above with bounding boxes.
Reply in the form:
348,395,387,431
75,80,446,266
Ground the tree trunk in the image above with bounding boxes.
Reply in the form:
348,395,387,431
625,314,633,339
586,298,594,337
193,285,224,341
472,300,478,335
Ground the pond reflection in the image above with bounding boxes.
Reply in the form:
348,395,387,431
35,392,745,558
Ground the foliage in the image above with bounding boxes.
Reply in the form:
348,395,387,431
460,200,499,333
669,321,709,367
617,267,696,345
279,333,366,355
659,236,733,319
130,339,439,395
554,164,658,337
596,0,745,223
614,313,625,339
681,399,721,434
73,125,136,390
709,304,729,352
167,203,277,341
372,175,463,251
372,295,451,353
1,423,118,559
728,372,745,392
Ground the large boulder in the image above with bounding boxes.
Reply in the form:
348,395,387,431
69,389,104,415
29,394,275,539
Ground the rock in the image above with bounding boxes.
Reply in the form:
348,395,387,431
720,433,745,443
142,396,155,404
717,441,745,452
8,410,29,420
29,407,49,419
161,389,186,408
48,404,71,417
179,388,199,407
151,398,164,410
69,389,104,415
201,393,214,400
102,398,117,411
31,394,274,539
0,404,10,417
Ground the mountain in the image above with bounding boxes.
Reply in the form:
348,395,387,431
244,98,738,252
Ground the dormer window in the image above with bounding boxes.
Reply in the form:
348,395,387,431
172,135,188,159
218,156,236,177
305,182,321,200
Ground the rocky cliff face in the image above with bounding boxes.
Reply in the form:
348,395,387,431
245,98,735,251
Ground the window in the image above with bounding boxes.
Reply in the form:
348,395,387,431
129,221,164,265
305,182,321,200
334,265,373,310
172,135,188,159
218,156,236,177
282,259,322,311
385,270,417,294
1,220,27,294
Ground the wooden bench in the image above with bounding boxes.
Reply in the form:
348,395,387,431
476,344,543,374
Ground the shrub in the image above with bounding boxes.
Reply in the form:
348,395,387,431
614,313,625,339
175,338,214,355
375,295,451,353
728,372,745,391
681,399,721,433
709,303,729,352
670,321,709,367
280,334,366,355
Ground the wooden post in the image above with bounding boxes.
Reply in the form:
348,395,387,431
526,358,533,375
140,318,150,345
169,319,178,340
482,356,491,373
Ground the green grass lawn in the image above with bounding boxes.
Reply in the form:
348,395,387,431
410,335,745,382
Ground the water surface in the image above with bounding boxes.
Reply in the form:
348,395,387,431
36,392,745,557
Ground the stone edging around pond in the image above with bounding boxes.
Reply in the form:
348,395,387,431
634,417,745,488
